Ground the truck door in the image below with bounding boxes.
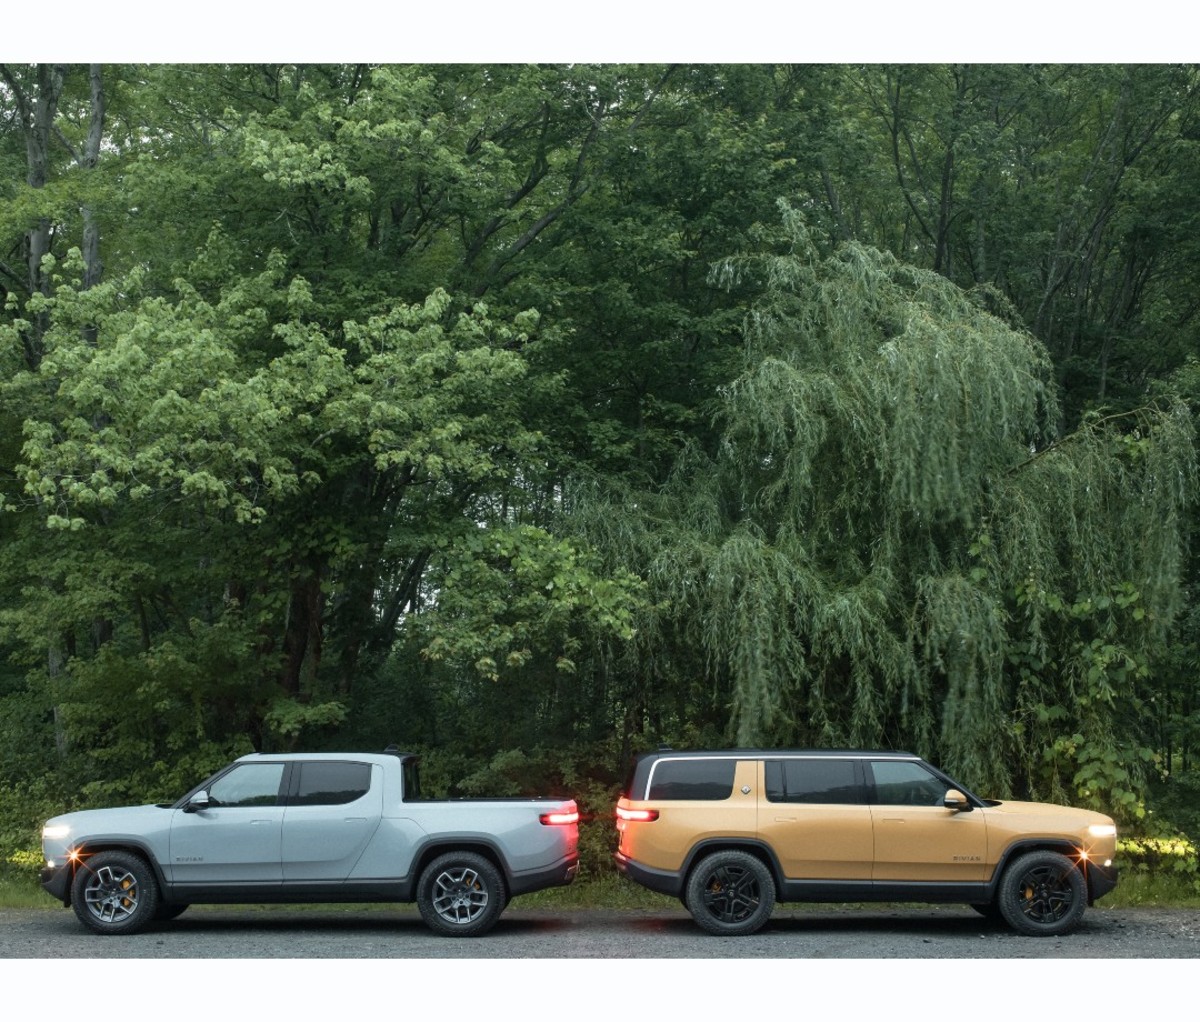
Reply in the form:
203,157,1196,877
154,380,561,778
169,761,286,884
281,761,382,881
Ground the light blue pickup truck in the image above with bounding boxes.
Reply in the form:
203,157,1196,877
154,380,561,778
40,748,579,936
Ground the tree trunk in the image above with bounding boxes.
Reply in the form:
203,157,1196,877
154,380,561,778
0,63,68,367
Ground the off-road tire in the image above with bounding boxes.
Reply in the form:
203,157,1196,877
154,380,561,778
684,850,776,936
416,851,507,937
997,849,1087,937
70,850,160,935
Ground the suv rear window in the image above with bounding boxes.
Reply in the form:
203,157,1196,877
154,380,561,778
647,759,736,800
765,758,862,804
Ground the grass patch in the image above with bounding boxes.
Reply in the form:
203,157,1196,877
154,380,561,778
518,873,678,910
0,872,49,909
1101,871,1200,909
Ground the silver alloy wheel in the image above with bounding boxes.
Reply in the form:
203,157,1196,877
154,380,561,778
430,864,490,925
416,851,506,937
82,863,141,924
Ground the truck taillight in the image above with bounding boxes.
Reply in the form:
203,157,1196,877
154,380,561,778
540,809,580,826
615,806,659,822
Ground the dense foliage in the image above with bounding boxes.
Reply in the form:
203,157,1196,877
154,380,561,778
2,65,1198,868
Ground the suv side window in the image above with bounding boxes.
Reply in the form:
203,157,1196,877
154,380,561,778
207,763,286,807
869,760,946,807
291,762,372,806
765,758,862,804
648,759,736,800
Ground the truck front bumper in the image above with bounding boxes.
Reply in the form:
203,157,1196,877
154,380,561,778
40,861,73,904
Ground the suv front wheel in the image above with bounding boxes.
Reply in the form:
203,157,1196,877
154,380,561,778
997,850,1087,936
684,850,776,936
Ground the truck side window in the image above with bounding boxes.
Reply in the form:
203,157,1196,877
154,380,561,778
207,763,286,807
403,759,422,801
292,762,372,806
647,759,736,800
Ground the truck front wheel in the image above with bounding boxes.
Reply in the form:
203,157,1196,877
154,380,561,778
416,851,507,937
71,850,160,935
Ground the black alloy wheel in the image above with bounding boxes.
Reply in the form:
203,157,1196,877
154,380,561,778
684,850,776,936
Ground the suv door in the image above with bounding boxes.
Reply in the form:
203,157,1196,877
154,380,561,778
281,761,382,881
169,761,287,884
866,758,988,882
757,757,873,880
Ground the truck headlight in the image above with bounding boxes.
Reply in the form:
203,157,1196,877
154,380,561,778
42,824,70,841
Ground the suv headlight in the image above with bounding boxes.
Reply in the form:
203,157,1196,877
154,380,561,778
42,824,70,841
1088,823,1117,838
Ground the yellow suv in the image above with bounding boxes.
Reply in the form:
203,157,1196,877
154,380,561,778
613,748,1118,937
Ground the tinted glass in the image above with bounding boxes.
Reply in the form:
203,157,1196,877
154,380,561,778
293,762,371,806
766,759,861,804
870,760,946,807
208,763,285,807
403,759,422,801
647,759,736,800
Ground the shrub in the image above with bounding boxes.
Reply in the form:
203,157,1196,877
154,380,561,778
1116,833,1200,894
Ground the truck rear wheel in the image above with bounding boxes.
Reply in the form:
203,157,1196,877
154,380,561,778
416,851,507,937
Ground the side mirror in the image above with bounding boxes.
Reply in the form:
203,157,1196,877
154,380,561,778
943,789,972,812
183,791,212,814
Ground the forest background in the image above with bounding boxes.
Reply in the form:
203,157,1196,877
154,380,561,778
1,62,1199,895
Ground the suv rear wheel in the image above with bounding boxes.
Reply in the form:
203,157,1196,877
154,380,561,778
997,850,1087,936
684,850,775,936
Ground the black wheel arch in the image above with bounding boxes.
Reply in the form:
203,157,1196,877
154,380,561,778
63,840,167,907
989,839,1086,893
680,839,783,891
410,839,511,895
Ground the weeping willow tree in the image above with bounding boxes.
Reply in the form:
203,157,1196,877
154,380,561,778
572,205,1195,813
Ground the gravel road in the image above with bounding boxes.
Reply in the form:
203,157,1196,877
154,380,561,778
3,903,1194,1022
2,902,1196,958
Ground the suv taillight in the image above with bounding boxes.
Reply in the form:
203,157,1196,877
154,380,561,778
615,806,659,822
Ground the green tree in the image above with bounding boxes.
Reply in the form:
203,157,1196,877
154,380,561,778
573,207,1194,813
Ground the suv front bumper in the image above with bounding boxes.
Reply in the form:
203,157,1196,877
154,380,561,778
1087,860,1118,903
